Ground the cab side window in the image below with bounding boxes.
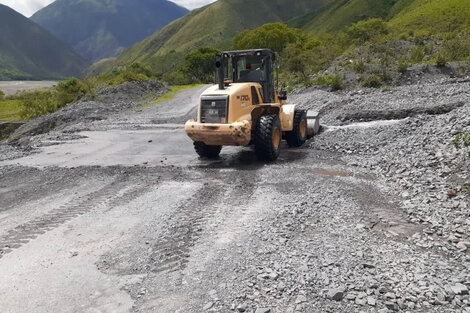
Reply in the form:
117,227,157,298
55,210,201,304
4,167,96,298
251,86,260,105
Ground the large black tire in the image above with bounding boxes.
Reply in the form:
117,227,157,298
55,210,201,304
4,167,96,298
254,115,282,161
286,110,307,147
194,142,222,158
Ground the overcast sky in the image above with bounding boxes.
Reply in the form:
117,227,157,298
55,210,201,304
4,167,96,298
0,0,217,17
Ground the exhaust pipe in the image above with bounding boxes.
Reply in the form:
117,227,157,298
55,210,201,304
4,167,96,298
216,55,224,90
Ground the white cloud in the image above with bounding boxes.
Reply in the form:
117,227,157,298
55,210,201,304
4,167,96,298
0,0,54,17
172,0,217,10
0,0,217,17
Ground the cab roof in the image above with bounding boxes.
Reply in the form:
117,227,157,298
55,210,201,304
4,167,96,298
221,49,275,60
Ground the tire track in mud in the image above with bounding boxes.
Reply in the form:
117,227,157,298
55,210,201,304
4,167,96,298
147,172,260,274
0,180,149,259
148,181,224,273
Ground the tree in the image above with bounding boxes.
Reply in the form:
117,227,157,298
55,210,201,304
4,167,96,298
346,18,389,44
184,47,221,83
233,23,307,54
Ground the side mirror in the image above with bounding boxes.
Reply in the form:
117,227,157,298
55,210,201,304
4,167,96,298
278,90,287,101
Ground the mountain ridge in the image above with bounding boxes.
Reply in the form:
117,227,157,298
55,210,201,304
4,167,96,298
116,0,333,70
31,0,189,62
0,4,88,80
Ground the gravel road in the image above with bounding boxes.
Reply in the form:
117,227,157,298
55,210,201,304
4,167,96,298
0,78,468,313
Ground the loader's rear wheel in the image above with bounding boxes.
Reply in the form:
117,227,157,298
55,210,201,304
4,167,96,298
194,142,222,158
254,115,282,161
286,110,307,147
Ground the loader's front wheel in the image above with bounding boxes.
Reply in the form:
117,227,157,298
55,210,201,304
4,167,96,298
254,115,282,161
286,109,307,147
194,142,222,158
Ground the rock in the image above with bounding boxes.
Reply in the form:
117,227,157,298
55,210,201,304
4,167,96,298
203,302,214,310
451,283,469,295
447,189,458,197
367,296,376,306
456,241,470,251
385,302,399,311
255,309,270,313
295,295,307,304
327,288,345,301
277,282,286,292
237,303,247,312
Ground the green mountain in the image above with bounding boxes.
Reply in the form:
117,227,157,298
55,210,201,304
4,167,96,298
294,0,400,35
116,0,333,69
388,0,470,35
102,0,470,77
31,0,189,62
0,4,88,80
294,0,470,36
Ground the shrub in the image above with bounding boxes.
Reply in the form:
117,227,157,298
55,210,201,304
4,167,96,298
435,53,447,67
19,90,63,120
410,46,425,63
352,60,365,73
346,18,388,44
233,23,307,54
360,75,383,88
0,90,4,99
441,38,470,61
56,78,88,106
453,131,470,149
97,63,154,86
397,59,410,73
162,69,191,85
312,74,343,91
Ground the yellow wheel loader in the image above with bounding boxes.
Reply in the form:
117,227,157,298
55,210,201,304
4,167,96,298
185,49,319,161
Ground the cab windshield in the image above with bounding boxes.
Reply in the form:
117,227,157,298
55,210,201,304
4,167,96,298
223,56,267,83
220,51,275,103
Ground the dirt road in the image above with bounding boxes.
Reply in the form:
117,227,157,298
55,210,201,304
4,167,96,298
0,83,468,313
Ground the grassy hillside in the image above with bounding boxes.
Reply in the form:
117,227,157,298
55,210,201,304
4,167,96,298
297,0,470,36
388,0,470,35
116,0,333,70
31,0,189,62
0,4,88,80
299,0,400,35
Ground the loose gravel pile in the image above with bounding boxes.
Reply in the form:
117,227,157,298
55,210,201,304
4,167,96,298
276,78,470,312
0,80,167,160
7,80,167,145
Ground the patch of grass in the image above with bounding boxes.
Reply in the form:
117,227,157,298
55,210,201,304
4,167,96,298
410,46,425,63
453,131,470,149
360,75,383,88
352,60,366,73
435,53,448,67
94,63,154,87
310,74,343,91
140,84,202,109
0,99,23,122
397,59,410,73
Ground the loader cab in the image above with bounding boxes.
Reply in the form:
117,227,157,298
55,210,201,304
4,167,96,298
217,49,275,103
